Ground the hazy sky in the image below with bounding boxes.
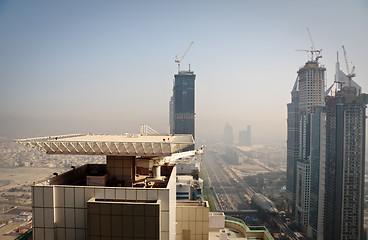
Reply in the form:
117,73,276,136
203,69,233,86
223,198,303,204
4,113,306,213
0,0,367,143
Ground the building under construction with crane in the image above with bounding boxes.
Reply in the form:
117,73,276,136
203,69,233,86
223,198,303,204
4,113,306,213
287,36,368,239
287,30,325,223
288,48,326,230
170,42,196,150
321,47,368,240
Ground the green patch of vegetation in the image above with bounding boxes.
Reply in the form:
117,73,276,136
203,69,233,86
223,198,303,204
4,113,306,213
268,193,287,211
201,168,209,181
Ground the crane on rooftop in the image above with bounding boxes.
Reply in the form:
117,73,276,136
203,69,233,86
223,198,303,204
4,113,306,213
175,42,194,73
342,45,355,89
296,28,322,62
296,28,324,107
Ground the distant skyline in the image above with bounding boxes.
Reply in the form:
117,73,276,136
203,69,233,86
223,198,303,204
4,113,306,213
0,0,367,143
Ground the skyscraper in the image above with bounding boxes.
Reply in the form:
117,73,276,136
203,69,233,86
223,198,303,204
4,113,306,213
239,130,246,146
286,78,299,212
308,108,326,239
171,71,196,150
223,122,233,145
245,125,251,146
323,86,367,240
239,125,251,146
304,53,368,239
286,77,299,214
287,57,326,228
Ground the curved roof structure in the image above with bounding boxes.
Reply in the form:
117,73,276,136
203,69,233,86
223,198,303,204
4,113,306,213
15,133,194,157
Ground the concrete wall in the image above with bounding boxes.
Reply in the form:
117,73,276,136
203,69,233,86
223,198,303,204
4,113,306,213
168,166,177,240
32,184,173,240
176,203,209,240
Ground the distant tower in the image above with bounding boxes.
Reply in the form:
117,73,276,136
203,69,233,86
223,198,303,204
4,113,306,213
239,125,251,146
239,131,246,146
245,125,251,146
172,71,196,150
223,123,233,145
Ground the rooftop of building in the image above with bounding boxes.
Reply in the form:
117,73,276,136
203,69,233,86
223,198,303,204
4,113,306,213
15,133,194,157
176,70,195,75
176,175,194,182
39,163,175,188
208,213,274,240
298,60,326,71
176,200,208,207
16,133,196,189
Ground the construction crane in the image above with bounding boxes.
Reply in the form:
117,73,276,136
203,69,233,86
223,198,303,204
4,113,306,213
342,45,355,88
296,28,323,107
175,42,194,73
295,49,322,62
296,28,322,62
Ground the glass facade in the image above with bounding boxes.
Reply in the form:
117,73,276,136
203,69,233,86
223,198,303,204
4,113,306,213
308,109,326,239
286,79,299,212
173,71,196,150
324,90,367,240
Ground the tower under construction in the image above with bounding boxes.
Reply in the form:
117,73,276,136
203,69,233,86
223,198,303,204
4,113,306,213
170,43,196,150
323,76,367,240
172,71,196,150
287,46,326,229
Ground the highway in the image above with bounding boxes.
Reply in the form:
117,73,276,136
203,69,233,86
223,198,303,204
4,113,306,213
202,146,254,211
202,145,299,240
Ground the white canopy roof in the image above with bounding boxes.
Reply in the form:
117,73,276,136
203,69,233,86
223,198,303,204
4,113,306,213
16,133,194,157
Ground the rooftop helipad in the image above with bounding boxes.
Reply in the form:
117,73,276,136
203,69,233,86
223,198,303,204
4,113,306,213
15,133,194,156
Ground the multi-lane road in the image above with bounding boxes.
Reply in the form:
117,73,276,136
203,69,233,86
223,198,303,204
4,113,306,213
202,145,299,240
202,146,251,211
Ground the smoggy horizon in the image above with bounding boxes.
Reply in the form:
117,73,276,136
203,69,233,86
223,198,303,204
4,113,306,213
1,1,367,144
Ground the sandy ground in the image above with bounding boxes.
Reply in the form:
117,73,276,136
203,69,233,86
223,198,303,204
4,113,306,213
0,167,62,189
0,221,26,240
0,167,61,239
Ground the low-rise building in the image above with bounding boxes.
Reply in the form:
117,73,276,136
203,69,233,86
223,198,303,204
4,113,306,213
176,175,203,201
